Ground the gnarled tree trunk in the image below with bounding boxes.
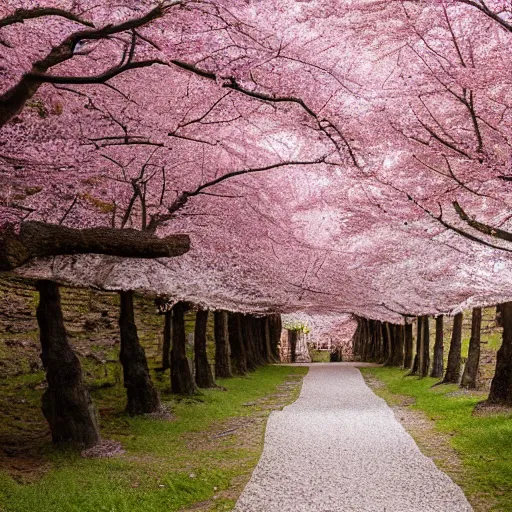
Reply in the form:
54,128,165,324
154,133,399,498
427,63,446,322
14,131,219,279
214,311,232,378
431,315,444,378
488,302,512,404
228,312,247,375
36,280,100,448
443,312,463,384
119,291,160,415
194,310,216,388
461,308,482,389
171,302,196,395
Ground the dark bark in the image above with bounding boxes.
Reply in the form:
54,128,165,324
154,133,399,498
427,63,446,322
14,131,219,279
170,302,196,395
161,310,172,371
241,315,262,370
36,280,100,447
488,302,512,404
262,317,275,363
461,308,482,389
0,221,190,271
228,312,247,375
389,324,405,367
419,315,430,378
384,323,393,366
194,310,216,388
119,291,160,415
214,311,232,378
443,312,463,384
404,323,414,368
431,315,444,378
268,314,282,361
411,317,422,375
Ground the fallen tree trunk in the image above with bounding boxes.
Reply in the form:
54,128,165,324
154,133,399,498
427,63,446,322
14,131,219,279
0,221,190,271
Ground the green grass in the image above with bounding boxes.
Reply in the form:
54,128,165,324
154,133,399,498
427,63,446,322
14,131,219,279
362,367,512,511
0,365,307,512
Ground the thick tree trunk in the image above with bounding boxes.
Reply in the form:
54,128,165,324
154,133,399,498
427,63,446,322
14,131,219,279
36,280,100,447
488,302,512,404
443,312,463,384
0,221,190,271
228,312,247,375
161,310,172,371
404,323,414,368
119,291,160,415
241,315,261,370
214,311,232,378
388,324,404,367
194,310,216,388
431,315,444,378
419,315,430,377
461,308,482,389
289,330,298,363
170,302,196,395
384,323,393,366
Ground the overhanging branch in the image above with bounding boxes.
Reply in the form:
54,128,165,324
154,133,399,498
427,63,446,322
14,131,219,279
0,221,190,271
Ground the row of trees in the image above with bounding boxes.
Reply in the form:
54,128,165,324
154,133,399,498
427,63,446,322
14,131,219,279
36,279,282,448
353,303,512,406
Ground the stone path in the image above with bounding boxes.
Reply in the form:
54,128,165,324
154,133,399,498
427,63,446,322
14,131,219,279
234,363,472,512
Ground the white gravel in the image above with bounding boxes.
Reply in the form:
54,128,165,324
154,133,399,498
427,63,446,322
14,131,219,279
234,363,472,512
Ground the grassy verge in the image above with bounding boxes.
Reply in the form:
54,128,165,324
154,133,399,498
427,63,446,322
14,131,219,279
362,367,512,512
0,365,307,512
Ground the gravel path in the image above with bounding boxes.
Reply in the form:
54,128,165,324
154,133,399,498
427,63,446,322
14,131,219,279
234,363,472,512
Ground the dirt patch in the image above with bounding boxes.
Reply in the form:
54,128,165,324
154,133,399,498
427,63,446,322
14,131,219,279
473,401,512,418
81,439,125,459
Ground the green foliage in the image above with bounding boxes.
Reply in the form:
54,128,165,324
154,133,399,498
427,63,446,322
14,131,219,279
282,320,310,334
363,367,512,511
310,349,330,363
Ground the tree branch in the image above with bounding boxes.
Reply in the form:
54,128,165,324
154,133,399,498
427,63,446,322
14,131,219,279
0,221,190,271
0,8,94,29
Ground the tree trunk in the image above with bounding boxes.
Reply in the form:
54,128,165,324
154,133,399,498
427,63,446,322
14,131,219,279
263,317,275,363
268,314,282,361
404,323,414,368
384,323,393,366
119,291,160,415
289,330,298,363
228,312,247,375
0,221,190,271
241,315,260,370
161,310,172,371
411,317,422,375
36,280,100,448
194,310,216,388
431,315,444,378
170,302,197,395
488,302,512,404
461,308,482,389
390,324,404,367
419,315,430,377
443,312,463,384
214,311,232,378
